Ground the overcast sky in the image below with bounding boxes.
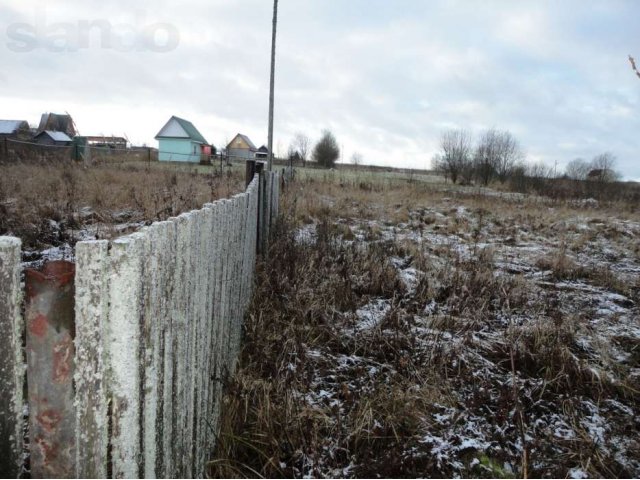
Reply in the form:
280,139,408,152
1,0,639,179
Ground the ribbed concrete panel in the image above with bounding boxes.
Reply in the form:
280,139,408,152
1,170,281,478
74,240,109,479
0,237,24,478
107,233,145,478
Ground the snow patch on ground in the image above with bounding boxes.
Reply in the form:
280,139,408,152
354,299,391,331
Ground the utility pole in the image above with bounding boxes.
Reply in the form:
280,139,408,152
267,0,279,171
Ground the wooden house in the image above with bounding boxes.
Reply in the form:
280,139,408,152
34,130,72,146
255,145,269,159
227,133,257,160
155,116,209,163
38,113,76,138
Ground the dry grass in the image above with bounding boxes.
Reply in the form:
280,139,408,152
0,160,244,252
209,171,640,478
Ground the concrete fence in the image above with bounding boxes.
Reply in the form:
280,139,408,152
0,170,280,478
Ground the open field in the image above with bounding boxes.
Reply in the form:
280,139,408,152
211,172,640,478
0,160,244,265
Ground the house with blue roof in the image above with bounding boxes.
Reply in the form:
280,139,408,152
34,130,72,146
155,116,209,163
0,119,31,140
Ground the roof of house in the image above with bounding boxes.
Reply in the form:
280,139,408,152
37,130,72,142
38,113,76,137
155,116,208,144
0,120,29,134
228,133,257,151
257,145,269,153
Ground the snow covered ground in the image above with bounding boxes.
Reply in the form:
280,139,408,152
282,192,639,478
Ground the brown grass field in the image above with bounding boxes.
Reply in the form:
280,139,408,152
210,172,640,478
0,160,244,264
2,160,638,477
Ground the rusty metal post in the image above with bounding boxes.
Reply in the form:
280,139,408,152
24,261,76,479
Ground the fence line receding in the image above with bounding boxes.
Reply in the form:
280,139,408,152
0,168,280,478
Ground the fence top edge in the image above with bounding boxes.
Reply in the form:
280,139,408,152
176,211,196,222
0,236,21,248
76,239,109,247
112,230,146,246
150,221,177,237
76,181,258,250
149,220,174,228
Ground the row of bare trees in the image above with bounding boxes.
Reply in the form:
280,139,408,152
435,128,623,187
565,153,620,182
433,128,524,185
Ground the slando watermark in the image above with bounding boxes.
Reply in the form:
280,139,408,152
6,12,180,53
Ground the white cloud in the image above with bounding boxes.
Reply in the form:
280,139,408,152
1,0,639,178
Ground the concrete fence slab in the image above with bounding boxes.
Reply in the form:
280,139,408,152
0,170,280,478
0,237,24,478
161,220,178,479
74,240,109,479
107,233,145,478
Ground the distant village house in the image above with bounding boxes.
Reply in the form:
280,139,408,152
155,116,210,163
38,113,76,138
255,145,269,160
227,133,257,160
0,120,31,140
34,130,72,146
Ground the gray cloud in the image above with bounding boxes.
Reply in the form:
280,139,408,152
1,0,639,178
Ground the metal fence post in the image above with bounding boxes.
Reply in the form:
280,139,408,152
24,260,76,479
245,159,257,187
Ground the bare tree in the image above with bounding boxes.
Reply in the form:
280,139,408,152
565,158,590,180
473,129,500,185
473,129,523,185
438,129,473,184
494,131,523,182
292,132,310,166
588,152,620,182
287,143,299,163
351,152,362,170
630,55,640,80
527,161,554,179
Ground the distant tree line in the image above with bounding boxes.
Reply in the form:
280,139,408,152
433,128,527,186
434,128,622,187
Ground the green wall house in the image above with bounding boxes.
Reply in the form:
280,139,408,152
155,116,209,163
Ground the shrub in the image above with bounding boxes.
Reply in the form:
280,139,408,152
312,130,340,168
